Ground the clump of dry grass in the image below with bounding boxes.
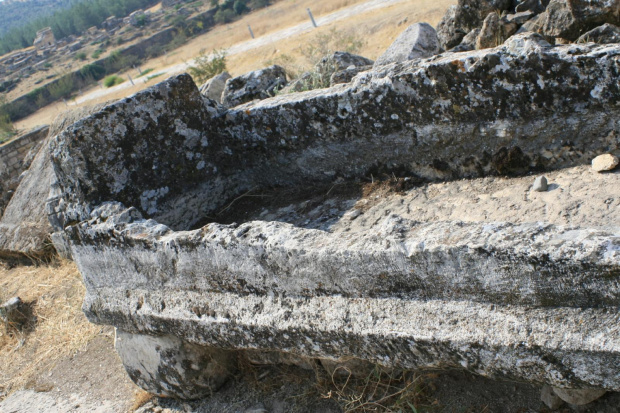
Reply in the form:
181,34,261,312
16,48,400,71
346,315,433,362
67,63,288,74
130,389,155,411
317,365,429,412
0,260,100,398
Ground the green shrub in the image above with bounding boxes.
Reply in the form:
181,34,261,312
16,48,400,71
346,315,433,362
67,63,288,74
250,0,270,8
103,75,125,88
48,75,74,99
0,95,15,143
136,68,154,78
233,0,248,14
188,49,227,84
146,73,163,81
91,49,103,59
214,8,236,24
79,63,106,81
75,51,87,61
135,14,147,27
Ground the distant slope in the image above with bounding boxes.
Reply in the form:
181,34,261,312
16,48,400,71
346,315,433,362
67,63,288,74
0,0,74,37
0,0,159,55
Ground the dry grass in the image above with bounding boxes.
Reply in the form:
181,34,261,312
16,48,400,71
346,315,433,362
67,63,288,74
0,260,100,398
130,389,155,411
233,0,453,76
317,365,429,412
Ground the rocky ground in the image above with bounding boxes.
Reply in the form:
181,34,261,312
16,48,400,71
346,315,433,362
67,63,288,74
2,331,620,412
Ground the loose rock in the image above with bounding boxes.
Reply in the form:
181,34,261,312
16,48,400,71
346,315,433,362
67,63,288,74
199,71,231,103
552,388,607,405
541,385,564,409
515,0,548,14
317,51,373,73
476,12,503,49
115,330,234,399
436,0,513,49
577,23,620,44
476,12,520,49
542,0,620,41
451,28,481,52
329,65,371,85
221,65,287,107
592,154,619,172
532,175,548,191
0,297,27,328
374,23,440,66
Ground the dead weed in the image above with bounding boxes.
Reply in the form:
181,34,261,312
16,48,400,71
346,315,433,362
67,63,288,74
317,365,430,412
0,260,100,398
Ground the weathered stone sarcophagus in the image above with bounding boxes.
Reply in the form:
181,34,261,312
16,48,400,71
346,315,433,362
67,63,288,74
50,34,619,401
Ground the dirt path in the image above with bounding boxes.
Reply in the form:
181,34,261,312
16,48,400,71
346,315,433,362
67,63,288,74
0,330,140,413
71,0,407,105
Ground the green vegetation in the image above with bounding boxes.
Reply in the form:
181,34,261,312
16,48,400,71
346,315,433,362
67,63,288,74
0,79,19,94
79,63,107,80
0,95,15,144
75,51,88,61
1,0,272,122
48,74,74,99
0,0,159,55
146,73,163,81
103,75,125,88
136,68,155,78
188,49,227,84
0,0,73,37
213,0,270,24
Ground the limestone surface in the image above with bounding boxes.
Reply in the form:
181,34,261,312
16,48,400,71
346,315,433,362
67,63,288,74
0,137,55,259
52,39,620,232
221,65,287,107
115,330,233,399
0,104,108,260
592,154,619,172
198,71,231,103
374,23,440,66
541,0,620,41
578,23,620,44
436,0,512,49
51,38,620,399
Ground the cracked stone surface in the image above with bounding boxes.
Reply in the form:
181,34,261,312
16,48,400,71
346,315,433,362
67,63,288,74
50,38,620,398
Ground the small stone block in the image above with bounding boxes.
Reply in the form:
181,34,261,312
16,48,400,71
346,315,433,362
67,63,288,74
592,154,619,172
552,387,607,405
541,385,564,410
532,175,548,192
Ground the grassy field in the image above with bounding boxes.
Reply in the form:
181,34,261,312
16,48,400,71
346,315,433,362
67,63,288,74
14,0,453,134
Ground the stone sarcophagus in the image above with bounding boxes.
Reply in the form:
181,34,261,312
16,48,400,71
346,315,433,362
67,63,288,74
50,35,619,400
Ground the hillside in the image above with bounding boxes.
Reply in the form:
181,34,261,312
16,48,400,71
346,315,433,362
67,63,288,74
0,0,74,36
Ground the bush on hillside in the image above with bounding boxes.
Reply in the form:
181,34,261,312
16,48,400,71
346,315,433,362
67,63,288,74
214,8,236,24
103,75,125,88
0,95,15,143
188,49,227,84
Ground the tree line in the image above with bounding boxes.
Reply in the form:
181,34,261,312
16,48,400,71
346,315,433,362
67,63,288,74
0,0,158,55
